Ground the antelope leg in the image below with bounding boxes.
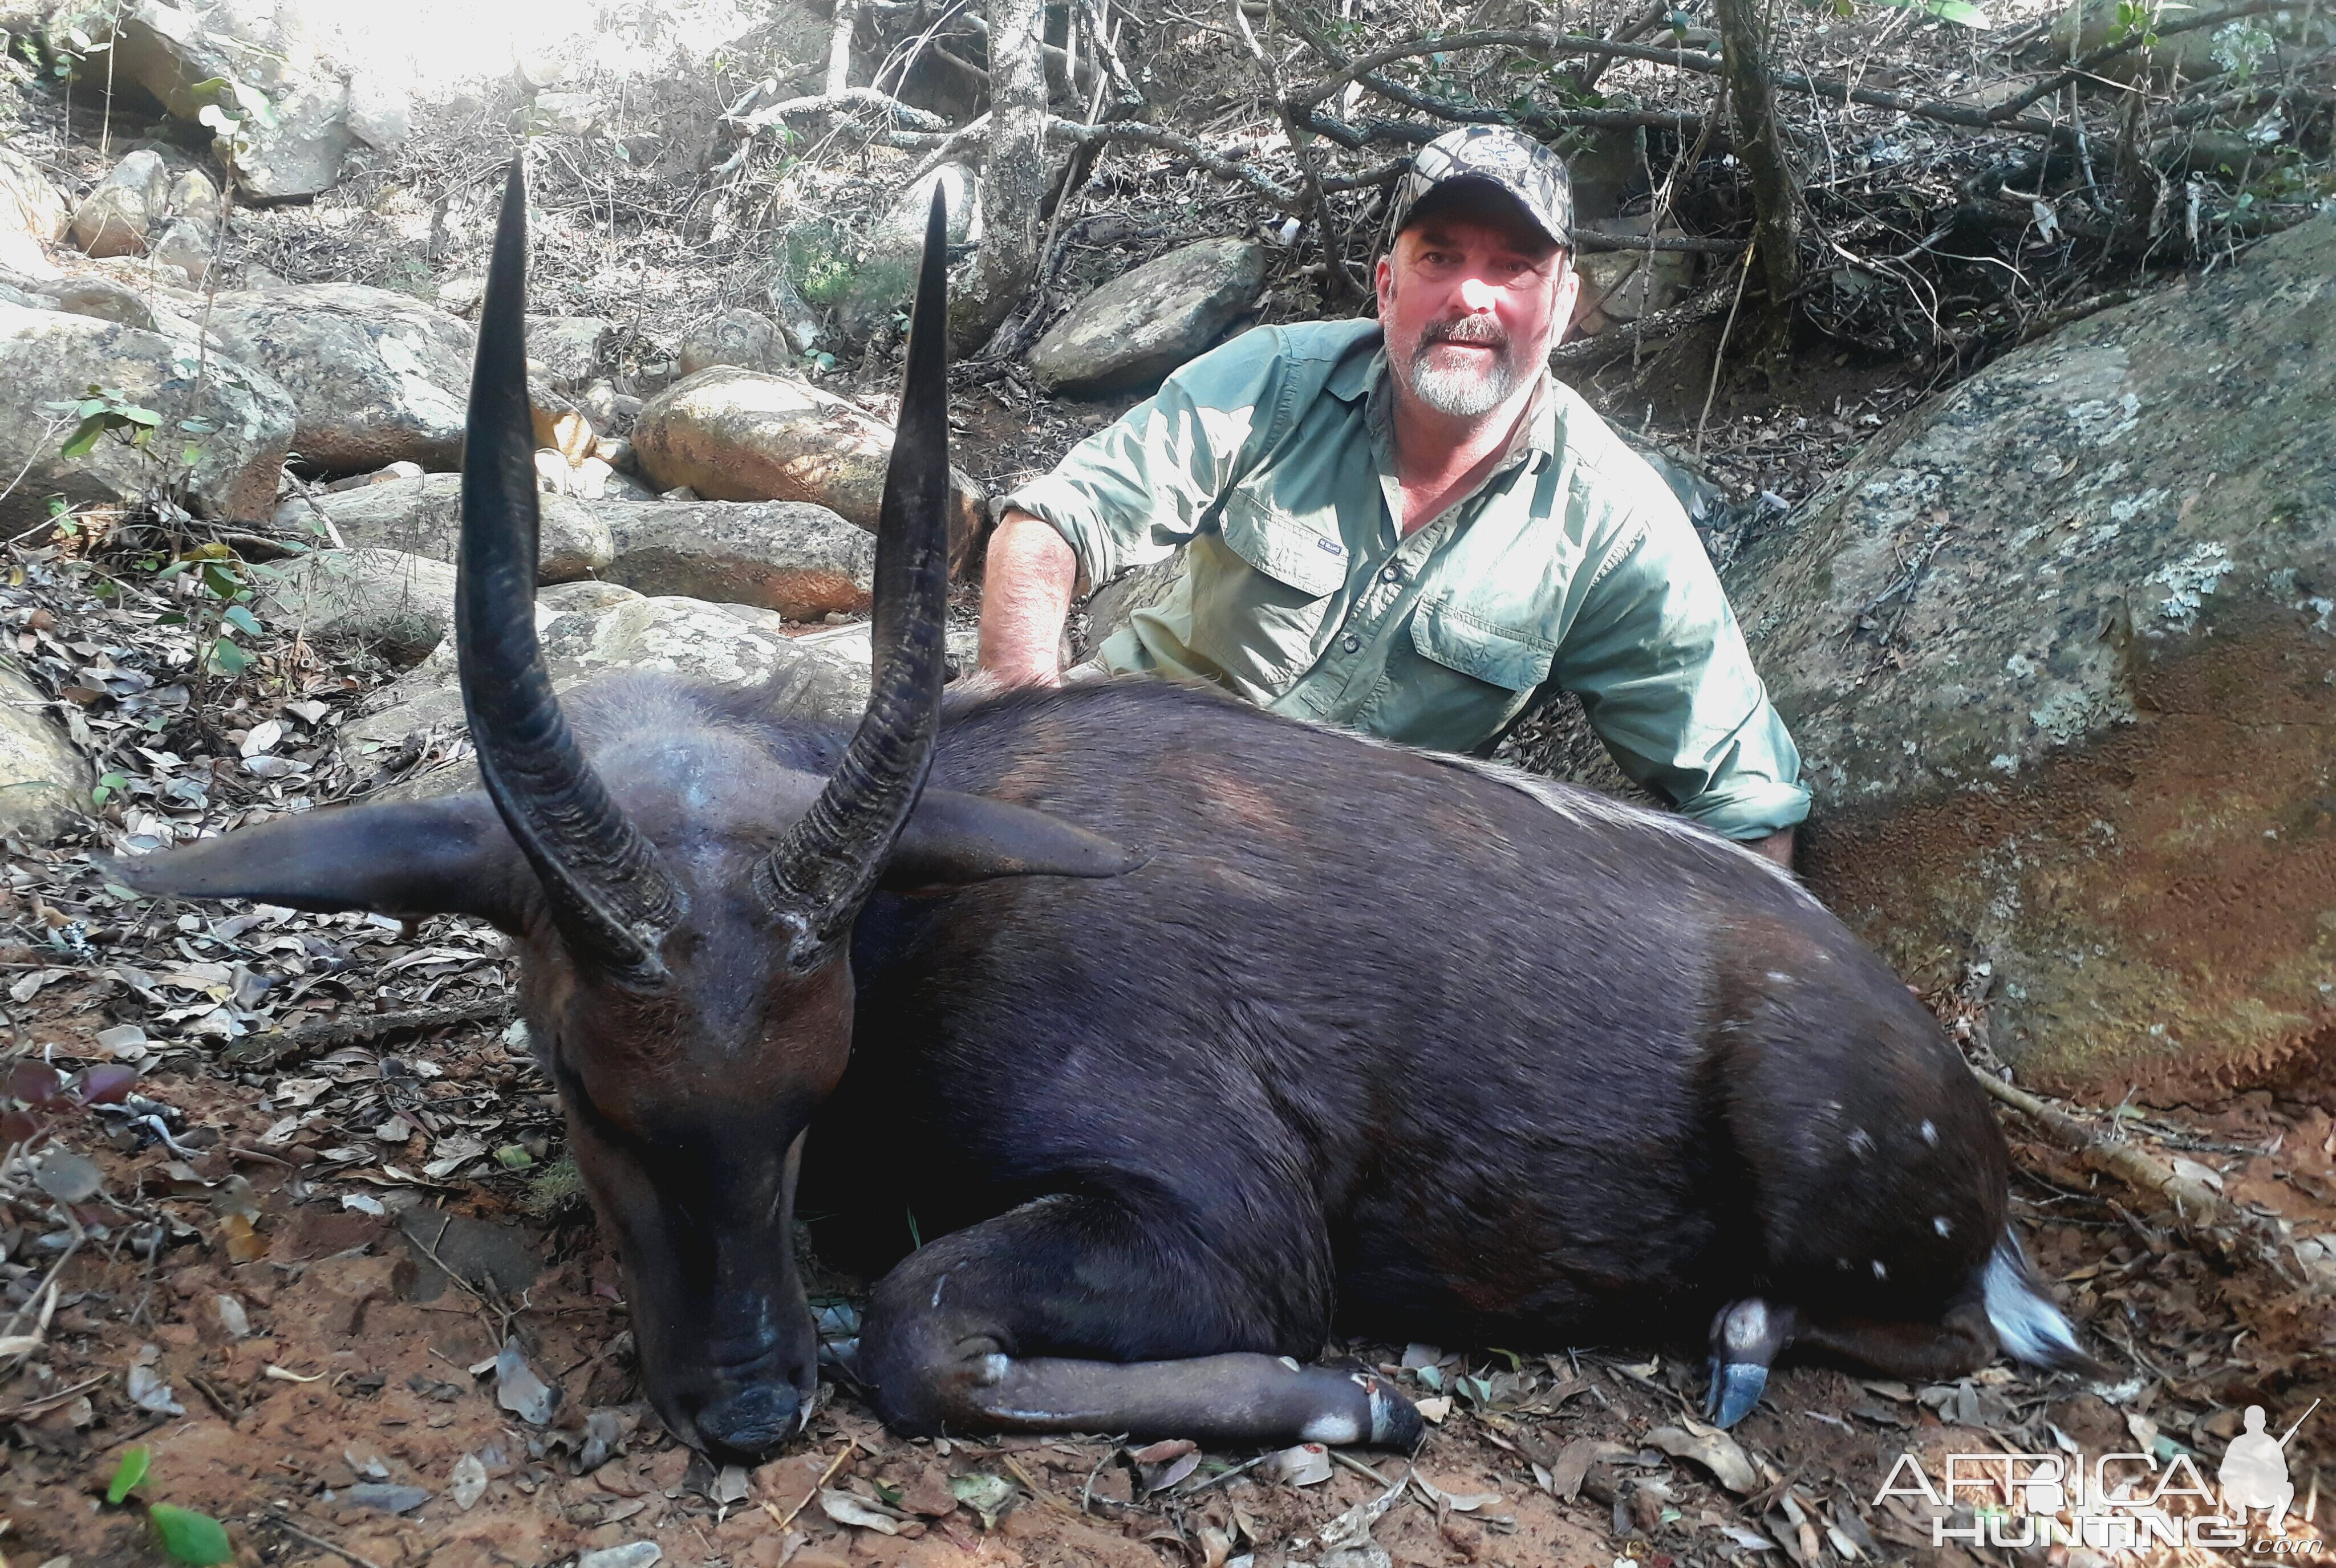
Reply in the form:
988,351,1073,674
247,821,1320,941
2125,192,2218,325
1706,1297,1799,1428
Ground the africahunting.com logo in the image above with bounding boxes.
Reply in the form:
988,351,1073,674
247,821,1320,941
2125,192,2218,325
1875,1402,2322,1553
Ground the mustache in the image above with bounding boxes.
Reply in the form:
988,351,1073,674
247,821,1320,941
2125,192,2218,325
1421,315,1511,349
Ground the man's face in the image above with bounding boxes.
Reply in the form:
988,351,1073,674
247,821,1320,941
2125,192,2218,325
1377,205,1576,421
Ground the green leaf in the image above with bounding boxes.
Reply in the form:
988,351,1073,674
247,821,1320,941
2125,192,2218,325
59,415,112,459
148,1504,233,1566
200,561,242,600
221,604,262,636
107,1445,152,1504
93,771,128,806
207,637,251,676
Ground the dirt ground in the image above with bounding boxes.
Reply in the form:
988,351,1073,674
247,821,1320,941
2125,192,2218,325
3,929,2335,1568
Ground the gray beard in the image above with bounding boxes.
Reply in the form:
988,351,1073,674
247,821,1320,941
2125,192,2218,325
1404,333,1523,418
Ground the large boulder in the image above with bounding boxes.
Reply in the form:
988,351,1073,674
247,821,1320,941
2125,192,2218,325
205,283,473,472
600,499,875,620
526,315,614,391
0,303,293,525
834,164,979,335
67,149,169,258
1728,214,2336,1104
252,547,464,665
103,1,408,200
676,307,789,378
0,145,68,277
339,595,870,754
273,473,614,582
0,657,92,843
1028,237,1267,396
631,367,988,574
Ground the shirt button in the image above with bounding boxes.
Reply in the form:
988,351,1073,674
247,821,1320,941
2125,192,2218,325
1341,635,1361,653
1381,565,1402,583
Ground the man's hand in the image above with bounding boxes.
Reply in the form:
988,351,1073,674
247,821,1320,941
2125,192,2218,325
976,509,1080,688
1750,827,1796,871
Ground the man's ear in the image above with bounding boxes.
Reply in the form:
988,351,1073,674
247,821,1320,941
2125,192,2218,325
107,793,533,928
882,789,1142,893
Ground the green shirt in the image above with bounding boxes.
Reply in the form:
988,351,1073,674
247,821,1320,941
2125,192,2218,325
1003,319,1810,841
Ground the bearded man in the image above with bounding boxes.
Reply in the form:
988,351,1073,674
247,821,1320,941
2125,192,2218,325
977,127,1808,866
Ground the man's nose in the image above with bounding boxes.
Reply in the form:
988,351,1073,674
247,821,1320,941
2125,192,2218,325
1457,275,1500,312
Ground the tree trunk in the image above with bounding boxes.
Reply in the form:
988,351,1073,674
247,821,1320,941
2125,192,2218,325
1712,0,1800,361
952,0,1048,353
827,0,859,96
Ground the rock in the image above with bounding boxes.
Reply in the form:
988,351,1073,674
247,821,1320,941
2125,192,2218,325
601,499,875,619
526,315,613,391
325,460,424,493
1728,213,2336,1101
273,474,612,582
252,549,461,665
0,303,294,526
106,2,363,199
1028,236,1267,396
166,166,221,223
1569,220,1696,336
205,283,474,472
834,164,979,335
67,149,169,258
149,218,214,286
538,580,642,614
0,144,68,277
676,307,789,377
339,595,870,754
0,657,92,843
632,367,987,573
26,274,159,331
794,615,981,679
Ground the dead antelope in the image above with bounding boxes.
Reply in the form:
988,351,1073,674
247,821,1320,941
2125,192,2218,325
119,165,2092,1461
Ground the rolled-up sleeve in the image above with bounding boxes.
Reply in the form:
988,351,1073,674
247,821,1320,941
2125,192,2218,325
1552,505,1811,840
1000,331,1285,592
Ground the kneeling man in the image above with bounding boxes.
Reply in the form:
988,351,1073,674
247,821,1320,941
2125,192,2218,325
979,127,1808,867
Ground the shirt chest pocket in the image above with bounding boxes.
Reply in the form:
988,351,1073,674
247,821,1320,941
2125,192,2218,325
1409,598,1557,691
1186,492,1353,691
1217,491,1352,598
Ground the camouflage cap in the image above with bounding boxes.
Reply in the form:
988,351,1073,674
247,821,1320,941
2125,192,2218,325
1385,126,1573,253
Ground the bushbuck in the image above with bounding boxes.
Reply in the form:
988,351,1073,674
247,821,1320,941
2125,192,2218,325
118,165,2091,1461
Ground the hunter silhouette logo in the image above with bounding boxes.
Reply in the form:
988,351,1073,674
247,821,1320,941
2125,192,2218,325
2221,1402,2318,1537
1876,1399,2323,1553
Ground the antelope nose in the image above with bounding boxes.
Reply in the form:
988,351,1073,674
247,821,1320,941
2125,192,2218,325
696,1382,801,1460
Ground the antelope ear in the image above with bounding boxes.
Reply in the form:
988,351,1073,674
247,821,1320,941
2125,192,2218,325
882,789,1141,892
106,793,532,927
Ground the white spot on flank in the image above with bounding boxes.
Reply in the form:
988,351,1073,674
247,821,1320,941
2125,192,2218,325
1934,1216,1953,1237
931,1274,948,1309
1302,1411,1362,1444
1848,1128,1876,1157
976,1353,1011,1385
1872,1260,1889,1281
1766,970,1792,983
1920,1119,1940,1146
1724,1300,1770,1351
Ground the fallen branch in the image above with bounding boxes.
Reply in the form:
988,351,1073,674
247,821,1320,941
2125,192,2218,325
220,997,514,1072
1977,1071,2309,1290
1987,0,2301,123
722,86,949,139
1281,24,2063,136
1551,277,1742,367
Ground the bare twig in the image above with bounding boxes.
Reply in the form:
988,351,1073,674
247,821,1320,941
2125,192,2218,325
217,997,513,1071
1978,1070,2309,1289
765,1439,861,1532
1696,245,1758,456
260,1514,387,1568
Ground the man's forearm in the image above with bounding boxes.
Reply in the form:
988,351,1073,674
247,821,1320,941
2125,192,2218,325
978,509,1081,685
